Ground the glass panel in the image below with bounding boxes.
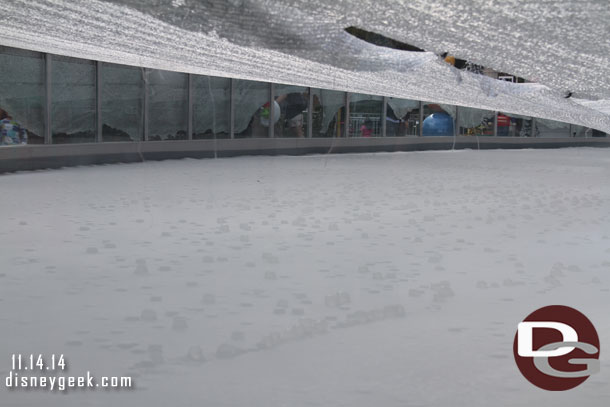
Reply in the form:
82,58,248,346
387,97,420,137
590,128,607,137
422,102,455,137
148,70,188,141
570,125,587,138
535,118,572,138
193,76,231,139
234,80,270,138
457,106,495,136
349,93,383,137
52,56,96,144
311,89,345,138
0,46,44,145
102,63,143,142
274,84,309,138
504,113,534,137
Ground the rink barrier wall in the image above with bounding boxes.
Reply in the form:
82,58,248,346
1,45,609,173
1,137,609,173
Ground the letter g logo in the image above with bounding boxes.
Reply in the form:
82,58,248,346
513,305,600,391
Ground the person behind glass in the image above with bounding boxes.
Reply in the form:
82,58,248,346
0,108,28,145
360,119,373,137
276,90,308,138
497,112,510,137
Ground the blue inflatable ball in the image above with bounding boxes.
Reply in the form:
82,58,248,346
422,112,454,137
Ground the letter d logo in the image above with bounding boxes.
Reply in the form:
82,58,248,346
513,305,600,391
517,322,578,357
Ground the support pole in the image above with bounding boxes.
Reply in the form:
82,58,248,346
230,79,235,139
418,101,424,137
344,92,350,138
269,83,275,138
307,87,313,138
143,68,149,141
531,117,537,138
187,73,193,140
44,53,52,144
382,96,388,137
454,105,459,137
96,61,103,142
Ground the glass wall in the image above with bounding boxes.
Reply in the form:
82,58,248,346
457,106,495,136
2,45,604,147
422,102,455,137
274,84,309,138
535,118,573,138
148,69,188,141
0,47,45,145
193,76,231,139
387,97,420,137
311,89,345,138
102,63,143,142
349,93,383,137
234,80,270,138
52,56,96,144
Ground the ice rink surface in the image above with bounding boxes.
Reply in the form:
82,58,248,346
1,148,609,406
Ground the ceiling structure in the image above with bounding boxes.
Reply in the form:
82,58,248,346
1,0,609,132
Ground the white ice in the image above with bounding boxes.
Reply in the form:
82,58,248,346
0,149,609,406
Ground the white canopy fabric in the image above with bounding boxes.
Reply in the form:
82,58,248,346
1,0,609,132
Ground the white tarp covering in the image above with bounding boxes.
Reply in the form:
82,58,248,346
387,98,419,119
457,107,495,129
0,0,609,132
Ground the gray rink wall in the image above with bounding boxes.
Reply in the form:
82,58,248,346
2,137,610,174
1,45,609,173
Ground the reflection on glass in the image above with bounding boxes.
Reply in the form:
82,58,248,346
193,76,230,139
387,97,420,137
0,46,45,145
311,89,345,137
274,84,309,138
52,56,96,144
457,106,495,136
102,63,143,142
234,80,270,138
422,102,455,137
349,94,382,137
148,70,188,141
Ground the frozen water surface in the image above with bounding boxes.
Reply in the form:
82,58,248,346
1,149,609,405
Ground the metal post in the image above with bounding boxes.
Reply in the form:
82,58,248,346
454,105,459,137
229,79,235,139
418,101,424,137
96,61,103,142
307,87,313,138
382,96,388,137
44,53,52,144
531,117,536,138
269,83,275,138
187,73,193,140
344,92,350,138
493,111,498,137
143,68,149,141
